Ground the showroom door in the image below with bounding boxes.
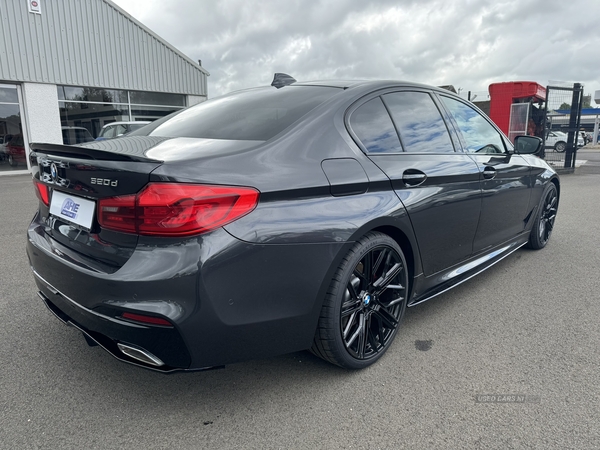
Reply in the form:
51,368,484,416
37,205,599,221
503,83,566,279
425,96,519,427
0,83,29,172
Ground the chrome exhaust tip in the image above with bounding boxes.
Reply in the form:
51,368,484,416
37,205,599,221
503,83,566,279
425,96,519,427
117,343,165,367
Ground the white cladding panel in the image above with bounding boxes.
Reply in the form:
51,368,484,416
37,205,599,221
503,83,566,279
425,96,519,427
21,82,63,145
0,0,207,96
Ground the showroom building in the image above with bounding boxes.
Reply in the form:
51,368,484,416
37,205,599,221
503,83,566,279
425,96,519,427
0,0,209,174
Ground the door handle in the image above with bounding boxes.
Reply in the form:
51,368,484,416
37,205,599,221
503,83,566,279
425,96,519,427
402,169,427,187
482,166,496,179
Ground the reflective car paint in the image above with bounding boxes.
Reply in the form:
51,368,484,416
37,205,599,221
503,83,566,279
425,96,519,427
26,80,559,371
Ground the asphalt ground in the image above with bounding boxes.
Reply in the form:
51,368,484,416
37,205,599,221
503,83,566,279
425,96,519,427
0,172,599,449
577,146,600,175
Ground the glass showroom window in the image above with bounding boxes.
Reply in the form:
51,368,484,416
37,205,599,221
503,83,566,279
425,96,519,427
0,84,26,172
130,91,186,121
58,86,186,142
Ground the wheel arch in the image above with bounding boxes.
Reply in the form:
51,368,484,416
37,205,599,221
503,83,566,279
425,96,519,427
347,218,422,301
308,218,421,341
371,225,417,293
550,176,560,204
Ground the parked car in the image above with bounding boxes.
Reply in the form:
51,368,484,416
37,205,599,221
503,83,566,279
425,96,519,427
4,134,26,167
61,126,94,145
28,77,559,372
96,121,151,140
0,134,14,162
545,130,584,152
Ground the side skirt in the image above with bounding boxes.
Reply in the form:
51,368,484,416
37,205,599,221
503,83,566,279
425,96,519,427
408,234,528,307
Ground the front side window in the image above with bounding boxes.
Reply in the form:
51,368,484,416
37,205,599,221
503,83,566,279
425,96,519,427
441,96,506,154
383,92,454,153
113,124,128,137
349,97,402,153
99,126,116,139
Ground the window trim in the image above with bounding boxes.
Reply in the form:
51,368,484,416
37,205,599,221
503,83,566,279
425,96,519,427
59,99,185,109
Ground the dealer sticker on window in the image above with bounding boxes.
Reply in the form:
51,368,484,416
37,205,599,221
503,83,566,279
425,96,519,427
49,190,96,230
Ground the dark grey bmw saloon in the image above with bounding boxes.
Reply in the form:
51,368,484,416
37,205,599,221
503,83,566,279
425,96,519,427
27,75,559,372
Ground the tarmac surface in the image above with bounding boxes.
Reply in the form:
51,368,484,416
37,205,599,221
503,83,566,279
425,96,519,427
576,146,600,174
0,172,599,449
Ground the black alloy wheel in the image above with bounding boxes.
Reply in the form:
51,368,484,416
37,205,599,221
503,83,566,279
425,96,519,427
312,232,408,369
527,183,558,250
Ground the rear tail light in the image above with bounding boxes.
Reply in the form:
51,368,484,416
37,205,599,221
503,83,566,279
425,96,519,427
97,194,137,234
98,183,259,237
33,179,50,206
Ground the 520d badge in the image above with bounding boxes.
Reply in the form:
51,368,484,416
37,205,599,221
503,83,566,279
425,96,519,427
91,177,118,187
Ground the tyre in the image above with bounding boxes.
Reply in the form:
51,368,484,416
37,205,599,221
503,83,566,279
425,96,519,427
526,183,558,250
554,141,566,153
311,232,409,369
8,155,18,167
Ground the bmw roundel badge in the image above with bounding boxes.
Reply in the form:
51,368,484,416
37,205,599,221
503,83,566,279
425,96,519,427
50,163,58,182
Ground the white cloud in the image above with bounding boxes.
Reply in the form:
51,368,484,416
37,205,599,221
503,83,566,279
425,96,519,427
111,0,600,101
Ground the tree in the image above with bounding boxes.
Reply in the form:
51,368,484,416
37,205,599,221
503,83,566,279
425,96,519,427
558,95,591,111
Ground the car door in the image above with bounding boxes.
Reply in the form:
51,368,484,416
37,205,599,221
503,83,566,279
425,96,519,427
347,90,482,276
438,95,533,253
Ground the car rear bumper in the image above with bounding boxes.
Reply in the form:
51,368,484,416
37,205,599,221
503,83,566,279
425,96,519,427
27,216,350,371
34,276,191,372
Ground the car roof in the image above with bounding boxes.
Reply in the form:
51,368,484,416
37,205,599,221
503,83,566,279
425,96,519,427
283,80,458,98
101,121,151,128
292,80,367,89
61,126,90,131
226,79,453,95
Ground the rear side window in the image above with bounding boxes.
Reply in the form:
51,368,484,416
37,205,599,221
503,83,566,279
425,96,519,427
382,92,454,153
76,129,94,143
62,129,93,145
129,123,148,132
148,86,341,141
349,97,402,153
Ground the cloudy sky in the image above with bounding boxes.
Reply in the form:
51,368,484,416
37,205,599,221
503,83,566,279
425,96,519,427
111,0,600,103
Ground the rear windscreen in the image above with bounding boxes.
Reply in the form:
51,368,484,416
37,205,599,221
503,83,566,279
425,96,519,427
145,86,341,141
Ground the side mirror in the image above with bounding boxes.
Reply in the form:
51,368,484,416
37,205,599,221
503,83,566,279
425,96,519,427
514,135,543,155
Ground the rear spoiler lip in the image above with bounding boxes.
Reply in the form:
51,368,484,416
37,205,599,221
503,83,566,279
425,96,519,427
30,142,162,163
